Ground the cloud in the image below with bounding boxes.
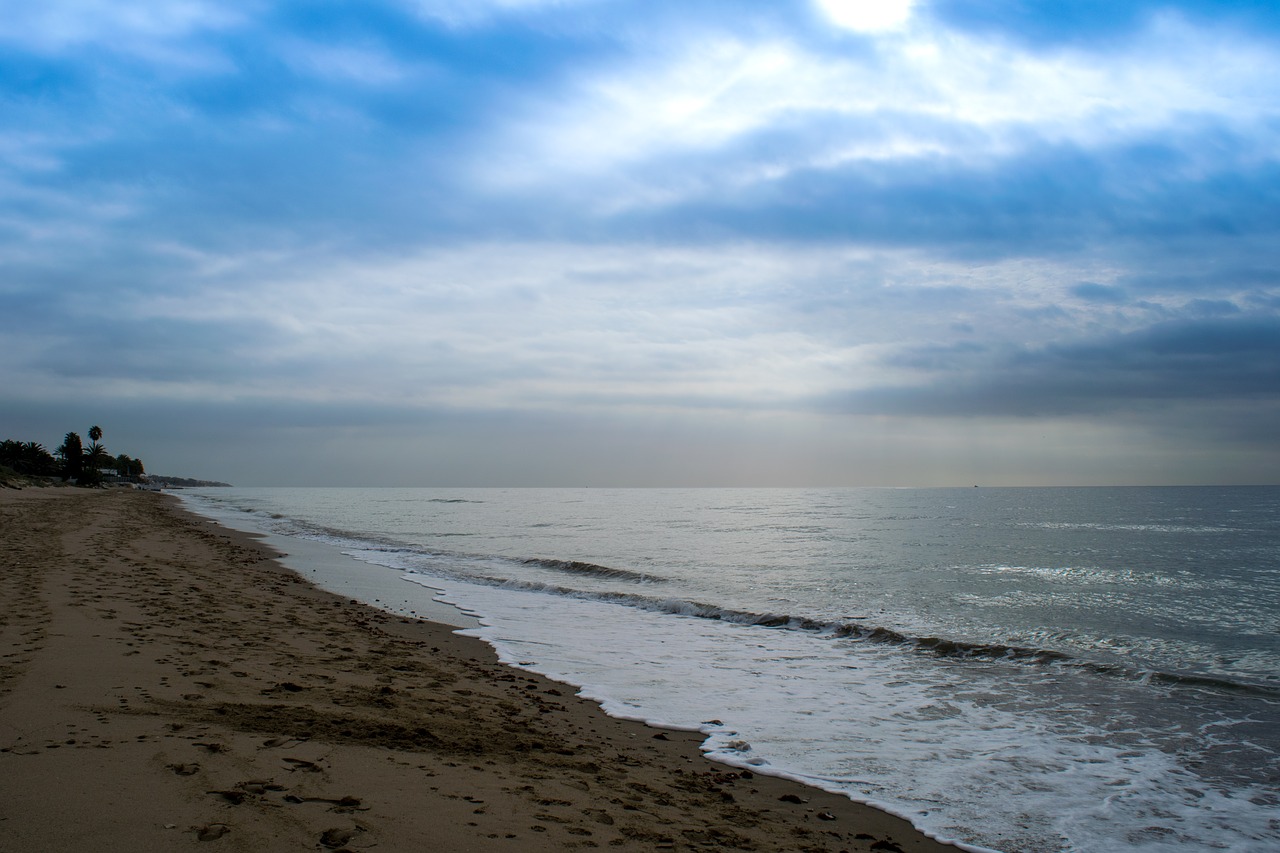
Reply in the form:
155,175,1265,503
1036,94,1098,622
814,0,914,33
1070,283,1128,304
824,316,1280,419
444,9,1280,260
2,0,1278,485
402,0,604,29
4,0,1278,261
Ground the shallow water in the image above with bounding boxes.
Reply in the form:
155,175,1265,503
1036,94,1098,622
181,486,1280,852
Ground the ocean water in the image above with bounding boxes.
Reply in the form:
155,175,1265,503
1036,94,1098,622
179,486,1280,853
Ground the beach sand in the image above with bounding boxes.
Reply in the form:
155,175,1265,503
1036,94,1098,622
0,487,958,852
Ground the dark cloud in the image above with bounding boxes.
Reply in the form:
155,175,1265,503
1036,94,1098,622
1070,283,1128,304
603,134,1280,262
824,316,1280,418
27,318,277,383
1119,261,1280,298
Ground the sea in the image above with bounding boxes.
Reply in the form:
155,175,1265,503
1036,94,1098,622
177,486,1280,853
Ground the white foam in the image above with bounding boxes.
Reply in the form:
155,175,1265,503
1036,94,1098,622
406,571,1280,853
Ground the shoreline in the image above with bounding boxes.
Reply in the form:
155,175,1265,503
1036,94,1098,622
173,496,483,629
1,487,958,851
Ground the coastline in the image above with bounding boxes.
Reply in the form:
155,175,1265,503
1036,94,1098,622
0,487,958,852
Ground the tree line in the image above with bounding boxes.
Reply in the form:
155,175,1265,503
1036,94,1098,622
0,424,146,486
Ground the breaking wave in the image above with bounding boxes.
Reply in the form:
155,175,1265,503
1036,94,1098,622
403,565,1280,700
520,557,662,583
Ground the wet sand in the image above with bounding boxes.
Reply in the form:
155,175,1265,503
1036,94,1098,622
0,487,958,852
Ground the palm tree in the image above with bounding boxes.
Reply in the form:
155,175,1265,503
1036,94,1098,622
82,441,112,485
0,439,21,470
22,442,57,476
1,440,58,476
87,442,111,468
58,432,83,480
81,426,107,485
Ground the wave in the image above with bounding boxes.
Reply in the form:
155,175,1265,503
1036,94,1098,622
520,557,662,583
404,566,1280,701
1022,521,1237,534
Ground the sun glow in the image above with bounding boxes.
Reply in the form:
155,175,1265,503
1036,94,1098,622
815,0,913,33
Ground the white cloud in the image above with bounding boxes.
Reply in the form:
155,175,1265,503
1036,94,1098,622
403,0,603,28
483,39,804,182
471,12,1280,201
814,0,914,34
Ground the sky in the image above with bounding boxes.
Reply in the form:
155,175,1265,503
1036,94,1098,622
2,0,1279,486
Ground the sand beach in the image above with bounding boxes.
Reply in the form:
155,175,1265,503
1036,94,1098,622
0,487,956,852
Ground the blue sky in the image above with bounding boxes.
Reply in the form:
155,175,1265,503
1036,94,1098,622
3,0,1278,485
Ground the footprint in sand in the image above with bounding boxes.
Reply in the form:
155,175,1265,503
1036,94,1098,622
196,823,230,841
319,826,361,848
